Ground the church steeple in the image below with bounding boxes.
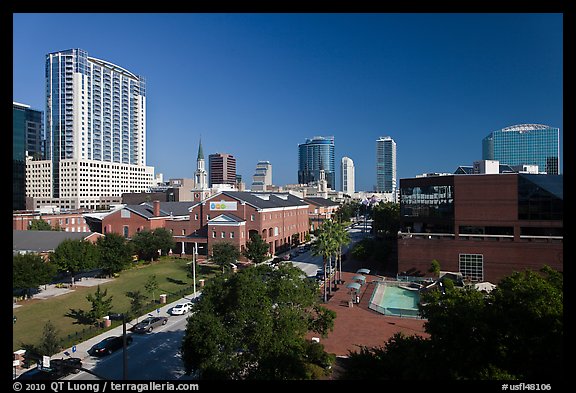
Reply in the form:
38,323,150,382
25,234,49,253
194,138,208,196
197,138,204,161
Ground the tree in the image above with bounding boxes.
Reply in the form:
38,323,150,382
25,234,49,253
243,233,269,264
311,221,338,302
211,242,240,273
97,233,133,276
50,239,100,286
28,219,53,231
85,285,114,323
371,202,400,238
130,228,175,261
130,230,158,261
428,259,441,277
332,222,350,285
126,290,147,321
144,275,159,302
181,263,336,380
38,321,61,356
153,227,176,256
291,233,301,248
13,253,57,298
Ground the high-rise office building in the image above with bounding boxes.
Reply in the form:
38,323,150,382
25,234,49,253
209,153,236,187
482,124,560,175
376,136,396,194
27,48,154,210
251,161,272,191
13,102,43,210
341,156,355,194
298,136,335,189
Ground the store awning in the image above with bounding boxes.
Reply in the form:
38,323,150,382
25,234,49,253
352,275,366,283
356,268,370,275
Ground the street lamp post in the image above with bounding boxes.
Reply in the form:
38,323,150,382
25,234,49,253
109,313,128,380
193,243,197,298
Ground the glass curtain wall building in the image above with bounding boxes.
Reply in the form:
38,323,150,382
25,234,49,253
13,102,43,210
298,136,335,189
46,48,147,198
482,124,560,175
376,136,397,193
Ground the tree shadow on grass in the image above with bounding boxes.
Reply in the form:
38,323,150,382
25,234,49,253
65,309,94,325
166,277,188,286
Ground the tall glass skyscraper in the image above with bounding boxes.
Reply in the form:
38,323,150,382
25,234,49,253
482,124,560,175
376,136,396,193
298,136,335,189
27,48,154,210
13,102,43,210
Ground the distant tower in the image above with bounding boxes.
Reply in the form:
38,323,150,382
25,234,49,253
376,136,397,194
251,161,272,191
298,136,335,188
209,153,237,187
192,138,210,201
341,156,355,194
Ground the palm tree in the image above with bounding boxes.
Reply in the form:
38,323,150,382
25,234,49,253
333,222,350,286
312,221,337,302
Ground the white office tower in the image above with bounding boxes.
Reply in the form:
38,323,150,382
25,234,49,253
31,49,155,210
341,156,355,194
251,161,272,191
376,136,397,195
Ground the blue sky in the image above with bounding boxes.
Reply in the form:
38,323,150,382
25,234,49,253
13,13,563,191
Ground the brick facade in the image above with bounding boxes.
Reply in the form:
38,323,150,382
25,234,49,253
398,174,563,283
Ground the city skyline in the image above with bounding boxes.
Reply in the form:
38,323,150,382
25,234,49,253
13,13,563,191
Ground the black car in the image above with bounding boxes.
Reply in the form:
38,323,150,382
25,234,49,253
16,358,82,380
130,316,168,334
88,335,133,356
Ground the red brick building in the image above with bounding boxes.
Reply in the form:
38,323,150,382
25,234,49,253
172,191,310,255
13,209,91,232
397,173,563,283
98,201,195,239
305,197,340,231
92,192,311,257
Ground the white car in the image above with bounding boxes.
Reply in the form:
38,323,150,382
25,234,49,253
170,302,192,315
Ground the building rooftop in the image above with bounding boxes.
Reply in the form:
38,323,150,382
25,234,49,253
13,230,101,253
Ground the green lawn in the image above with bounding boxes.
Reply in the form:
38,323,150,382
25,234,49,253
13,257,219,352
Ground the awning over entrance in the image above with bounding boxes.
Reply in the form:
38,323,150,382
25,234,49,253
346,282,361,291
356,268,370,275
352,275,366,283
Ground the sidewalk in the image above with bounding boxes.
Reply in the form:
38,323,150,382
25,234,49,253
13,289,201,379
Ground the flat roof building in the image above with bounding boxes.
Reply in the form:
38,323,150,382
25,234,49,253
398,173,562,283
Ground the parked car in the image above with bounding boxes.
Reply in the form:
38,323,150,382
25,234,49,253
16,357,83,380
170,302,193,316
130,316,168,333
88,335,133,356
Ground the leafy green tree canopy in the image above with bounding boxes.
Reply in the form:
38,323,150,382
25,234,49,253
28,219,53,231
13,253,57,298
211,242,240,273
85,285,114,323
130,228,176,261
49,239,100,284
181,263,336,380
97,233,133,276
243,233,270,264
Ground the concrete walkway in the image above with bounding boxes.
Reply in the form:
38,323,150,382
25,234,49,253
13,277,114,308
